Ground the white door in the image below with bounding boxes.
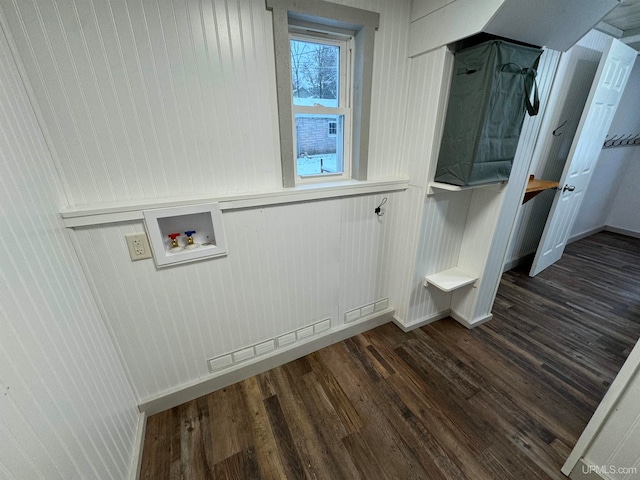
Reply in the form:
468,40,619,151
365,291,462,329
530,38,636,277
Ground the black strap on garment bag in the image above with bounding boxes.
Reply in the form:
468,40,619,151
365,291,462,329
500,62,540,116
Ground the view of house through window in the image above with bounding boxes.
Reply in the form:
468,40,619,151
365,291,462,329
290,36,350,178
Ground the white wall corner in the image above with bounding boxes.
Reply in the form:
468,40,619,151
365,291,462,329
568,226,607,245
391,315,410,332
130,411,146,480
605,226,640,239
392,310,450,332
450,309,493,329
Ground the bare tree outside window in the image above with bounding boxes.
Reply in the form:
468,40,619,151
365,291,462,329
291,40,310,100
305,44,338,101
291,36,346,177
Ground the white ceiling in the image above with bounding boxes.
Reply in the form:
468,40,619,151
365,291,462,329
485,0,619,51
601,0,640,50
602,0,640,31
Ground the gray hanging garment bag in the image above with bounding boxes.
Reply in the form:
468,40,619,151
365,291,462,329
434,40,543,187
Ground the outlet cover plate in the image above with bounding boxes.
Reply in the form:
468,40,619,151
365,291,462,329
125,233,152,261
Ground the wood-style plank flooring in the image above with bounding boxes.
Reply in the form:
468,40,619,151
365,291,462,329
140,231,640,479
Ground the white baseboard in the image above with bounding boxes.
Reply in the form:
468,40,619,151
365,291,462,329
393,309,492,331
568,226,606,245
139,309,394,415
392,310,450,332
569,459,614,480
605,225,640,239
503,252,535,273
503,257,522,273
129,411,146,480
504,226,638,275
450,309,493,329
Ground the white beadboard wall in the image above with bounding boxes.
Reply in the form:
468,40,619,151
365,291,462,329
73,192,400,401
0,0,411,206
383,185,427,324
386,46,463,327
1,0,281,204
0,17,139,480
399,45,452,188
407,190,470,324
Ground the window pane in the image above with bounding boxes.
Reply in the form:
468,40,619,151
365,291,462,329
290,40,339,107
295,114,344,175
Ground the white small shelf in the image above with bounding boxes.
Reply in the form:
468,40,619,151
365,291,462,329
427,181,505,196
424,268,478,292
428,182,469,192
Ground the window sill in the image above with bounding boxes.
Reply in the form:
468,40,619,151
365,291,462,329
61,177,410,228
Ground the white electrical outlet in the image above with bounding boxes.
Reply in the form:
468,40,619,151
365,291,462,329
125,233,153,261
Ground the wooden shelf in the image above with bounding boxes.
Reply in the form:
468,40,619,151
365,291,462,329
424,268,478,292
523,175,559,203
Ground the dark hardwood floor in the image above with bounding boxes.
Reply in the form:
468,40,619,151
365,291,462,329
140,231,640,479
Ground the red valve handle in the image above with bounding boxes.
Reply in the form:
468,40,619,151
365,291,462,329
168,233,180,240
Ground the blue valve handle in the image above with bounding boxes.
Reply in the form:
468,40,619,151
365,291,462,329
184,230,196,236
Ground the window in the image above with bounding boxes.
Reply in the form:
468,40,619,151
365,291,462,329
266,0,379,187
291,33,350,178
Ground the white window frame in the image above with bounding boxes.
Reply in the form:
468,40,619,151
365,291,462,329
290,31,352,183
328,121,337,137
266,0,379,188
